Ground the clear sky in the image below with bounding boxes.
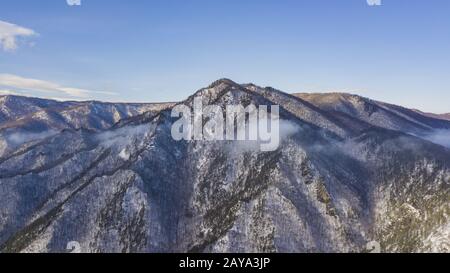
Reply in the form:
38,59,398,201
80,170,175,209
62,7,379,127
0,0,449,113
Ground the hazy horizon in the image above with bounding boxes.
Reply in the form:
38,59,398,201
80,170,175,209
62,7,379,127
1,78,450,116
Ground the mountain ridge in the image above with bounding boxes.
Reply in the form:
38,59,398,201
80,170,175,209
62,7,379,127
0,80,448,253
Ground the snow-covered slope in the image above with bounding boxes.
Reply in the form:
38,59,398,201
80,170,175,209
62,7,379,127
0,95,74,124
0,81,448,253
294,93,450,135
0,95,174,133
413,110,450,122
0,95,174,157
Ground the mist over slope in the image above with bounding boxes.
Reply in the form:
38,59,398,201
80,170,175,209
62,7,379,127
0,80,448,253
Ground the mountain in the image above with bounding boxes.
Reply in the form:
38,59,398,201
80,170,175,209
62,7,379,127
0,95,174,157
293,93,450,136
412,109,450,122
0,95,174,132
0,80,448,253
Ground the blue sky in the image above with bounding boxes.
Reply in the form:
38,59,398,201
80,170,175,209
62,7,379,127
0,0,449,113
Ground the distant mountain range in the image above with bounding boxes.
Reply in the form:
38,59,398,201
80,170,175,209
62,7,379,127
0,95,174,132
412,109,450,122
0,80,448,253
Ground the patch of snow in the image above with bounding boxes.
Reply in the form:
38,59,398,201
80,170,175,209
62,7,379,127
119,148,130,160
423,221,450,253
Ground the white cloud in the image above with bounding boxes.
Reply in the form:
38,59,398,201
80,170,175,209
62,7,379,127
5,130,58,146
0,89,21,96
0,74,118,99
423,129,450,148
0,20,37,52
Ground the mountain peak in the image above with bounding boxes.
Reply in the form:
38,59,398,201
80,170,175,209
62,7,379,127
208,78,240,89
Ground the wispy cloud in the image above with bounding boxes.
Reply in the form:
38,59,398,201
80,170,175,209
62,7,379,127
4,130,58,146
423,129,450,149
0,20,37,52
0,89,22,96
0,74,118,99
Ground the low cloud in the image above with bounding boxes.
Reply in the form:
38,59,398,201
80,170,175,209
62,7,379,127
0,89,22,96
4,130,58,146
0,20,36,52
0,74,118,100
423,130,450,148
279,120,301,138
228,119,301,153
95,124,151,148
